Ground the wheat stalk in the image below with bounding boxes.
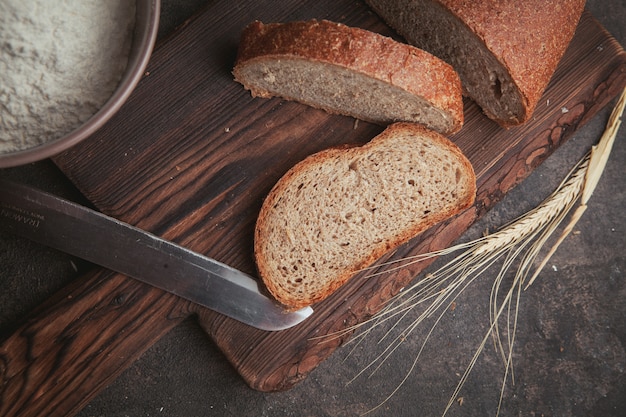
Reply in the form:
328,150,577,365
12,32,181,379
341,86,626,416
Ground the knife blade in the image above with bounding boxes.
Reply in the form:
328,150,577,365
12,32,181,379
0,179,312,331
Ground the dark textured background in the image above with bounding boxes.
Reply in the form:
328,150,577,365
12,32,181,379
1,1,625,416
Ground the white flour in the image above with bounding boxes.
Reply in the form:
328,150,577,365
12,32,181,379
0,0,135,154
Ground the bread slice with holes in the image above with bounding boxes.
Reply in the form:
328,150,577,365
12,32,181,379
365,0,585,127
233,19,464,135
254,122,476,310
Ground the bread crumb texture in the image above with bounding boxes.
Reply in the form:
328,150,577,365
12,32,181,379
233,19,463,134
255,123,476,309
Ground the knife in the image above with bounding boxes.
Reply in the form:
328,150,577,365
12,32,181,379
0,179,312,331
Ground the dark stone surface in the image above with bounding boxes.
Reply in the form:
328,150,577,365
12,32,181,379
1,1,625,416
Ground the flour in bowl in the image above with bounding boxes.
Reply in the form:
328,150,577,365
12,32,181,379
0,0,136,154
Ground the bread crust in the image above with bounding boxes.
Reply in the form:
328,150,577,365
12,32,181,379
233,19,464,134
438,0,586,125
366,0,586,127
254,123,476,310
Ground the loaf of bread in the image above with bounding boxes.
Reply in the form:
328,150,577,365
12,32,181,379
233,19,464,135
366,0,586,127
254,123,476,310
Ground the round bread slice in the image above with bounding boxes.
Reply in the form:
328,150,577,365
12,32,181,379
254,122,476,310
233,19,464,135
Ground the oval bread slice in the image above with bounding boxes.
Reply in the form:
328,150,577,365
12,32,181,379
255,122,476,310
233,19,464,135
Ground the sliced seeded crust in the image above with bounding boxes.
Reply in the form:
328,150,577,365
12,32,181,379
233,19,464,135
366,0,585,127
254,123,476,310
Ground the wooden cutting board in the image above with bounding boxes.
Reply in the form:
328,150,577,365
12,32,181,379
1,1,625,416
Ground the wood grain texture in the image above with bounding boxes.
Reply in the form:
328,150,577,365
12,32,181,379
1,1,625,415
0,270,193,417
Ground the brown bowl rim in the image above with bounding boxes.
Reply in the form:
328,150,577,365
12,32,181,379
0,0,161,168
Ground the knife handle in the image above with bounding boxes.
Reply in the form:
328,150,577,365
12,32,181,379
0,268,193,417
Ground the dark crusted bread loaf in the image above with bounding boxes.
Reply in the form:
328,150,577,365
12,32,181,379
254,123,476,310
233,19,464,135
366,0,586,127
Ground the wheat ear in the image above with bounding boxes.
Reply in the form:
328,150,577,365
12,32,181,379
345,86,626,417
